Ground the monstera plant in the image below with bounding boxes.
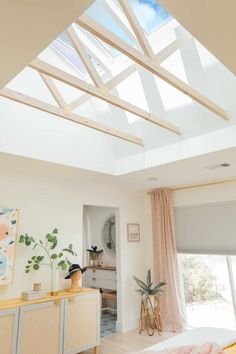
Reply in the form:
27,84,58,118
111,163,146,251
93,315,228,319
134,269,166,297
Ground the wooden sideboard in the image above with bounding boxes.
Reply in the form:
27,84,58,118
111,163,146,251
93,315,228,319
0,288,100,354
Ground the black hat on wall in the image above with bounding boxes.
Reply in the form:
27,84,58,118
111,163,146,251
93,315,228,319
65,264,87,279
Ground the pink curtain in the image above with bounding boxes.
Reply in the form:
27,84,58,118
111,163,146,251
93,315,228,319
151,188,185,332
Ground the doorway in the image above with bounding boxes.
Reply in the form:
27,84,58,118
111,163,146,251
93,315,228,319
83,205,120,337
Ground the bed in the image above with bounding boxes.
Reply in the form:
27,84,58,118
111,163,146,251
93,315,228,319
140,328,236,353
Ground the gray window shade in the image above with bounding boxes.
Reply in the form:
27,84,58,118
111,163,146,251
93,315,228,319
175,202,236,255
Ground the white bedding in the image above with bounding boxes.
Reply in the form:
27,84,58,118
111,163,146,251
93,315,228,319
144,328,236,352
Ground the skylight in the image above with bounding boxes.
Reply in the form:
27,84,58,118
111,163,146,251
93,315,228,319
86,0,135,57
128,0,171,34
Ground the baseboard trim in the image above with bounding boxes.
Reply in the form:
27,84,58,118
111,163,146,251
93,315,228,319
116,318,139,333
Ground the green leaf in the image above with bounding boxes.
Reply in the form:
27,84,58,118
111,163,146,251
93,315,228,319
31,256,36,260
52,228,58,234
146,269,151,286
46,234,54,242
25,239,31,246
51,254,57,259
133,276,148,291
37,256,44,262
59,252,63,258
58,260,65,267
26,265,30,269
19,235,25,243
61,263,67,271
33,264,40,270
28,260,32,264
25,269,30,273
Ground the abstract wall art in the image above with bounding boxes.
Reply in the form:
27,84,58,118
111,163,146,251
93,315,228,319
0,208,18,285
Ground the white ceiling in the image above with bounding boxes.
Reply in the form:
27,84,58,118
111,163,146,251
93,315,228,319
158,0,236,75
0,0,94,89
1,146,236,192
1,0,236,179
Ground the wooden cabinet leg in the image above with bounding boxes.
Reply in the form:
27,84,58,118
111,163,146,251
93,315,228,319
94,345,99,354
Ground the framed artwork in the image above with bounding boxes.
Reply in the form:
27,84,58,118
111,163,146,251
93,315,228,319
127,223,140,242
0,208,18,285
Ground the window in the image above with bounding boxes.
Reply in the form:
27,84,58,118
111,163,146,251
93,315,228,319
86,0,134,57
180,254,236,329
128,0,171,34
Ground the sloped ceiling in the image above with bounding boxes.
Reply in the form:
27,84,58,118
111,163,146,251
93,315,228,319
0,0,94,89
158,0,236,75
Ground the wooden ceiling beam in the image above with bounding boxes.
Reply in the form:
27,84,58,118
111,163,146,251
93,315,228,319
40,73,66,109
77,14,228,121
66,26,103,87
118,0,154,58
68,33,192,111
0,88,143,146
30,58,181,135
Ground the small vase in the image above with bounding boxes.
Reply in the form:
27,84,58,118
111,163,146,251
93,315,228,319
51,266,59,296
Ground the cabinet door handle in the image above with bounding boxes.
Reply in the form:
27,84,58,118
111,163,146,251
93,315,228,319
92,277,96,281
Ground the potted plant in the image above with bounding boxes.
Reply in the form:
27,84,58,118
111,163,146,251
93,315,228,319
19,228,77,294
134,269,166,336
86,246,103,266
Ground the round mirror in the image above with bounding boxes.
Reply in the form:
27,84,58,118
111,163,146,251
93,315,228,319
102,215,116,256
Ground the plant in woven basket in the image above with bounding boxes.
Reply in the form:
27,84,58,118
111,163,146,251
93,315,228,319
86,246,103,260
134,269,166,297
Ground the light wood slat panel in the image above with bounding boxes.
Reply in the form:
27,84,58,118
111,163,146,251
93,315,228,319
118,0,154,58
0,88,143,146
67,26,103,87
40,73,66,108
30,58,180,134
77,14,228,120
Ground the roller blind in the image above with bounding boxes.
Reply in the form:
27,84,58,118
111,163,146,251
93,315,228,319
175,202,236,255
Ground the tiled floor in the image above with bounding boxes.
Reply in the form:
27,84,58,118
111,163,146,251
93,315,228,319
101,310,117,337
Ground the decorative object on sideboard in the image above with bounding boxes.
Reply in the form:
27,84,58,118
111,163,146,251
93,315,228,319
127,223,140,242
0,208,18,286
134,269,166,336
86,245,103,266
33,282,42,292
19,228,78,295
22,282,45,301
65,263,87,292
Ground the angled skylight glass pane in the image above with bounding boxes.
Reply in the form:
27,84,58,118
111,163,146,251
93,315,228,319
129,0,171,34
52,38,87,76
86,0,134,57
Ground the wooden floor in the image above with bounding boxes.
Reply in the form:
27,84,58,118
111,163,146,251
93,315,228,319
84,330,174,354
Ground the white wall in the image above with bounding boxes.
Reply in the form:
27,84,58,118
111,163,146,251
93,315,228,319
173,180,236,207
0,153,151,332
84,206,117,267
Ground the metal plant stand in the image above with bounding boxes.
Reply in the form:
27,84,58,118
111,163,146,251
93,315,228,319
139,295,161,336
